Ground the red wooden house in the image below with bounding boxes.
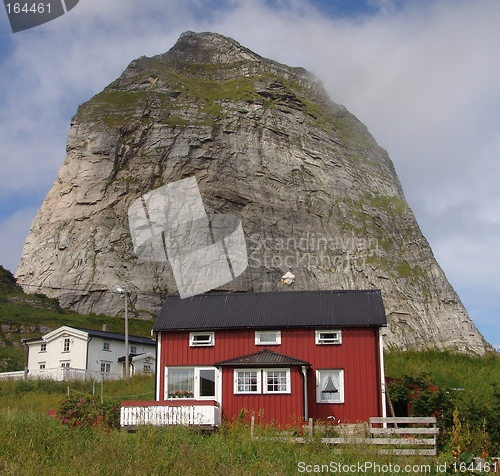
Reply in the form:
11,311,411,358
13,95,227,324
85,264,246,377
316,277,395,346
121,290,387,429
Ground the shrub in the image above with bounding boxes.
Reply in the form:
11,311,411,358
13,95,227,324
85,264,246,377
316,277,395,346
57,394,120,430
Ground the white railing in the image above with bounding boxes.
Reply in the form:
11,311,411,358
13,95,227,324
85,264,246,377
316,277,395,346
120,404,221,429
0,367,122,382
0,371,25,380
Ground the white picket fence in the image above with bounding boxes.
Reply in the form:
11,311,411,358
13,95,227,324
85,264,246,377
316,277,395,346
0,367,121,382
120,404,221,430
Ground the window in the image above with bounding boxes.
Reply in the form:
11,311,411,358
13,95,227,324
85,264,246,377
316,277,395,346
316,369,344,403
189,332,215,347
166,367,217,399
255,330,281,345
143,364,152,374
40,343,47,353
315,330,342,345
61,362,70,368
63,338,70,352
235,370,260,394
39,363,46,370
130,346,137,354
264,369,290,394
103,342,110,351
100,362,111,373
234,368,291,394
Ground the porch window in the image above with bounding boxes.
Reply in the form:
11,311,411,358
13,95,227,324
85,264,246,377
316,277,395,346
255,330,281,345
234,368,291,394
189,332,215,347
264,369,290,394
234,370,260,394
166,367,217,399
316,369,344,403
315,330,342,345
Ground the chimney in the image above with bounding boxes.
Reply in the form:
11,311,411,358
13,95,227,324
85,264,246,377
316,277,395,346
102,324,108,332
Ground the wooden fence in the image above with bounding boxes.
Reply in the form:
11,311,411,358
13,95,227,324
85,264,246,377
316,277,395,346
251,416,438,455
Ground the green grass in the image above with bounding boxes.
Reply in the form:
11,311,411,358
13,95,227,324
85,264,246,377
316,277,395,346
2,352,500,473
0,266,154,371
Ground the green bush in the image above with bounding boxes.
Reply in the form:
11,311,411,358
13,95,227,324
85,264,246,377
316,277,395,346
57,394,120,430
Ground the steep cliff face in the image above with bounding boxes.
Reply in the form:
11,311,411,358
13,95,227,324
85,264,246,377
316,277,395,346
16,31,487,354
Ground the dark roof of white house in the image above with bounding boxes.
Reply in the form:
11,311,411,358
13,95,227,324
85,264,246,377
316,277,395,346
75,328,156,346
153,290,387,331
216,349,310,367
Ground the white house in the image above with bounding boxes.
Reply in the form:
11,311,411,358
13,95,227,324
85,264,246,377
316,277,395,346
21,326,156,381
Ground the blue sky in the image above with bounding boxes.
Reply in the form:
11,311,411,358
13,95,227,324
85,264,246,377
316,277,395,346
1,0,499,346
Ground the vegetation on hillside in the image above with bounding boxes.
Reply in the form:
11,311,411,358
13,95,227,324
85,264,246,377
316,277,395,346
0,265,154,372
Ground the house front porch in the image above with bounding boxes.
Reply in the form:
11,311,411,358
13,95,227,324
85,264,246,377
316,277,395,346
120,400,221,430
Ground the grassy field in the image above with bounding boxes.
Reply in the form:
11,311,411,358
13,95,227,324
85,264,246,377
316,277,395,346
0,376,452,476
2,350,500,475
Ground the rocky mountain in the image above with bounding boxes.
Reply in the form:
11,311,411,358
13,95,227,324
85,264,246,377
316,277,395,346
16,31,488,354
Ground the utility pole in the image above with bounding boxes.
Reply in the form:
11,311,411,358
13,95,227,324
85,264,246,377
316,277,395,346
117,288,129,382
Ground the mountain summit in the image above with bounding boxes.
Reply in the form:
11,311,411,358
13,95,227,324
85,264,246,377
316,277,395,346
16,31,487,353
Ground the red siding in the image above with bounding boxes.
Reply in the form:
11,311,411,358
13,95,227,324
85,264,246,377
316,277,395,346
158,327,382,426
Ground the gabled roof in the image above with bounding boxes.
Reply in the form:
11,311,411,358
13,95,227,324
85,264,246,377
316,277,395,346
74,328,156,346
22,326,156,346
215,349,310,367
154,290,387,331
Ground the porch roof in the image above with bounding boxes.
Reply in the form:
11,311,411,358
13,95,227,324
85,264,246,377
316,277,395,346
215,349,310,367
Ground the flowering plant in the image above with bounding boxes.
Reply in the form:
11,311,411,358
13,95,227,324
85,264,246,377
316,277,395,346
168,390,194,398
57,394,120,429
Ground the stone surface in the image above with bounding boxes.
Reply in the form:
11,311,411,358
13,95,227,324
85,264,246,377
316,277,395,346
16,31,488,354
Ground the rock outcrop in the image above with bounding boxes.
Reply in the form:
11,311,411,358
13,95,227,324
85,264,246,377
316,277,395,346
16,31,488,354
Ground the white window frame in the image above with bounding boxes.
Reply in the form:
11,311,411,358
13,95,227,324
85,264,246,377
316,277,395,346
61,361,70,368
263,368,291,394
63,338,71,352
40,343,47,353
315,330,342,345
165,366,218,400
103,342,110,351
233,368,291,394
100,362,111,373
39,363,46,370
234,369,261,394
255,330,281,345
316,369,344,404
189,332,215,347
130,345,137,354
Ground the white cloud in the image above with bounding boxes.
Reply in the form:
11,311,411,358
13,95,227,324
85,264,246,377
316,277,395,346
0,0,499,342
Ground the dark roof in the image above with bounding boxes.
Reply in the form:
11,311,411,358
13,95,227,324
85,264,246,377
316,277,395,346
154,290,387,331
216,349,310,367
74,328,156,346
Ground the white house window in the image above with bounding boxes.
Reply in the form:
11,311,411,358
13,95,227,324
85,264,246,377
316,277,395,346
40,343,47,353
234,370,260,394
316,369,344,403
63,338,71,352
255,331,281,345
39,363,46,370
61,362,70,368
130,346,137,354
100,362,111,373
264,369,291,394
103,342,110,351
315,330,342,345
166,367,217,399
234,368,291,394
189,332,215,347
143,364,152,374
